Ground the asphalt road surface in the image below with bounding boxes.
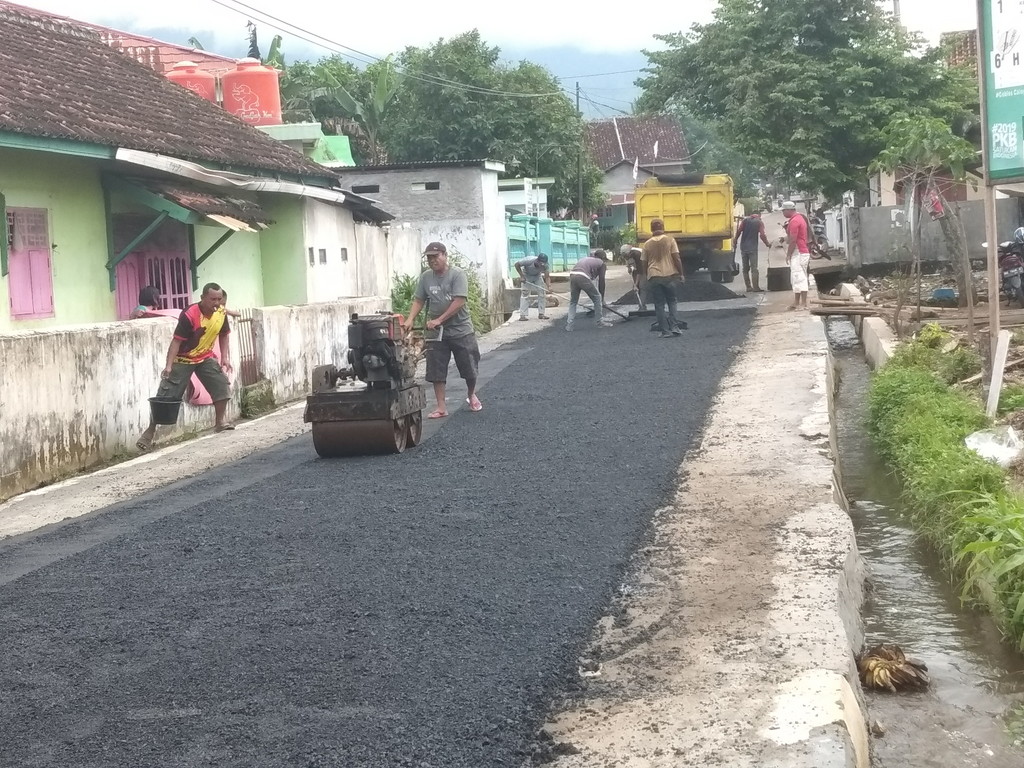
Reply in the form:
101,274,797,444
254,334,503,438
0,307,754,768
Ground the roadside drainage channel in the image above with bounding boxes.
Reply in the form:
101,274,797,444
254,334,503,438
826,314,1024,767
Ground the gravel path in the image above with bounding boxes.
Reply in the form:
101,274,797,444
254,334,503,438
0,308,754,768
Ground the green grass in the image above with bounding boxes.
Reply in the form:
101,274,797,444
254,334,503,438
868,326,1024,649
391,251,491,335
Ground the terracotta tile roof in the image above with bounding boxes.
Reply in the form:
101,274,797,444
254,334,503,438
0,2,335,181
0,1,236,75
585,116,690,172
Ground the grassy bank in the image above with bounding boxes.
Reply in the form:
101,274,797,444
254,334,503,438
868,325,1024,649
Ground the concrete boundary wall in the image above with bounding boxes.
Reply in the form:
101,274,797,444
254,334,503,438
0,298,388,503
0,317,241,502
253,297,387,405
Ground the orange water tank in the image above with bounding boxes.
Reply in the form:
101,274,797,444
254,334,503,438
165,61,217,103
221,58,282,126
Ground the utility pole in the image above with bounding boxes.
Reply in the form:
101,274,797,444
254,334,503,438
577,81,584,222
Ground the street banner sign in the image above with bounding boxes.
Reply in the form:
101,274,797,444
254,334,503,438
981,0,1024,182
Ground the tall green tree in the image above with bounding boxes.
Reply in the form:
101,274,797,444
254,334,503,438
637,0,976,201
378,31,600,213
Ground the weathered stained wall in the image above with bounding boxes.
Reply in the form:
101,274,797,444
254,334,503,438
0,317,242,502
0,298,392,503
387,226,424,284
846,198,1023,269
253,297,388,405
337,167,509,319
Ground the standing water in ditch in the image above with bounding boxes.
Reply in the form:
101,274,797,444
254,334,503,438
826,316,1024,767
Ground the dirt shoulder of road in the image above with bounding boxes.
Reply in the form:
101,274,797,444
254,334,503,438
540,293,870,768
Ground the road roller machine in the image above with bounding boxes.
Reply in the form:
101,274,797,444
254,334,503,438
304,312,426,457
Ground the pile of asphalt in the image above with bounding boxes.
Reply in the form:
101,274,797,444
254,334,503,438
612,279,742,305
0,308,755,768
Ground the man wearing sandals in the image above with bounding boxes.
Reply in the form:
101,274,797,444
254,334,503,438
783,201,811,311
136,283,234,451
402,242,483,418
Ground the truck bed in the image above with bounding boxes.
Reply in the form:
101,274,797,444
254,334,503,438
636,173,734,241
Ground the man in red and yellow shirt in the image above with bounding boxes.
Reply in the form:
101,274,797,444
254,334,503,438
136,283,234,451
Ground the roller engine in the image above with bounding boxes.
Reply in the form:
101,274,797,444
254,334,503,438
303,312,426,457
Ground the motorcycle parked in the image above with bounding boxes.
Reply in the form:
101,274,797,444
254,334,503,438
991,241,1024,307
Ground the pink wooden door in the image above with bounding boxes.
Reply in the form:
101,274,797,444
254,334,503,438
115,256,143,319
7,208,53,320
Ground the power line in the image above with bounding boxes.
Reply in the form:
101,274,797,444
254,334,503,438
557,68,644,79
576,89,632,116
208,0,567,98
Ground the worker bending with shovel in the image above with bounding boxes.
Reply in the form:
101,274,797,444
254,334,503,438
515,253,551,321
566,249,611,331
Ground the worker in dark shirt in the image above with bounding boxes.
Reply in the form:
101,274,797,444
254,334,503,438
734,212,771,292
566,250,610,331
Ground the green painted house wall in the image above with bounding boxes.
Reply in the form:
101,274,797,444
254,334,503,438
194,226,265,309
0,147,112,332
258,196,307,306
0,146,314,330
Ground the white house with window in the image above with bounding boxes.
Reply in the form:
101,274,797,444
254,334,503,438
337,160,510,322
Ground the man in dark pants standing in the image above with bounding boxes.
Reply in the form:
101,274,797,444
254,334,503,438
642,219,684,338
402,241,482,418
734,211,771,292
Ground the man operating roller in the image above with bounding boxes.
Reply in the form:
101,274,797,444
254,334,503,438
402,242,482,418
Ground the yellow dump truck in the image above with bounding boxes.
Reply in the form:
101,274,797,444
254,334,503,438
635,173,736,282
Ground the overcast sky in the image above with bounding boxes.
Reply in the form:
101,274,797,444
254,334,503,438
13,0,978,58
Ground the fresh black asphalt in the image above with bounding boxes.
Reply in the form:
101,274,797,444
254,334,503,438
0,307,754,768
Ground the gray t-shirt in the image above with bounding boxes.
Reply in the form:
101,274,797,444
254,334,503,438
516,257,548,283
414,266,475,339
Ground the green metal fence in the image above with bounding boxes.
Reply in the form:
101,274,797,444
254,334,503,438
506,214,590,276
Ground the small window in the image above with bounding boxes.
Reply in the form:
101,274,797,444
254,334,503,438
352,184,380,194
308,246,314,266
411,181,441,192
318,248,327,264
340,247,348,263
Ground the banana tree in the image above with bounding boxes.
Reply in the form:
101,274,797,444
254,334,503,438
331,56,402,165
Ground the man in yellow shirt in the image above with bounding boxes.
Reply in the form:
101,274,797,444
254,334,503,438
642,219,684,338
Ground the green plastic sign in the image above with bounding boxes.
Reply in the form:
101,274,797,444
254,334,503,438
981,0,1024,182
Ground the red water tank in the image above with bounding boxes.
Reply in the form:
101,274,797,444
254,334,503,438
221,58,283,126
165,61,217,103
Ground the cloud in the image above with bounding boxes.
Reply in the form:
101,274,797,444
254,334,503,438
17,0,715,56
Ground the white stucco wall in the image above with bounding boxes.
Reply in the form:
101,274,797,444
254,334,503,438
480,171,512,321
388,226,424,281
300,202,423,303
336,166,509,319
302,199,361,302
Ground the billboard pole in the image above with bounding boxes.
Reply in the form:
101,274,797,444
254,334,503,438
977,0,1000,363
